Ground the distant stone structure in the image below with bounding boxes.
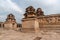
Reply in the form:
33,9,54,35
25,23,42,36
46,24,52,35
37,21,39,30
4,14,17,30
22,6,60,32
0,22,4,28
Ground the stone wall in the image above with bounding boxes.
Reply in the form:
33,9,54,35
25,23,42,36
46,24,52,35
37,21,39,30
38,15,60,32
22,6,60,32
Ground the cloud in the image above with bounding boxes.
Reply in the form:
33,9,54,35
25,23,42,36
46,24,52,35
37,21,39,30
11,0,60,15
0,0,22,13
30,0,60,14
45,0,57,5
0,15,5,18
32,0,58,5
0,0,60,22
0,15,6,22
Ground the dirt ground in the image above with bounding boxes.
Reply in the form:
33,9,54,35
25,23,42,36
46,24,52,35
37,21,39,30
0,28,60,40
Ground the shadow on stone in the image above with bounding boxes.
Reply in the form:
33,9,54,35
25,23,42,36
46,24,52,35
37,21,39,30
34,37,42,40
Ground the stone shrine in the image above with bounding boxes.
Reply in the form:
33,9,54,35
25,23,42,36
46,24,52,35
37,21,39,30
22,6,40,32
22,6,60,32
4,14,17,30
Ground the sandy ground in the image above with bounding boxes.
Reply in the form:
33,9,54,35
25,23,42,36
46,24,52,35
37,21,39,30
0,28,60,40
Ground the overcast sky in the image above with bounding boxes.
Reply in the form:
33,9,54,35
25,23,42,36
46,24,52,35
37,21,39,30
0,0,60,23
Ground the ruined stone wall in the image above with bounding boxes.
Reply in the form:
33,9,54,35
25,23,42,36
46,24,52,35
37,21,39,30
38,15,60,32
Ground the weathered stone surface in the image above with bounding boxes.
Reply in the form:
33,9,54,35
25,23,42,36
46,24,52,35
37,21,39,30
4,13,17,30
22,18,40,32
22,6,60,33
0,22,4,27
36,8,44,16
24,6,36,18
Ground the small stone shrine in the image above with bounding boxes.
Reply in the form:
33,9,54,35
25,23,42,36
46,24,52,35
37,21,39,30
4,14,17,30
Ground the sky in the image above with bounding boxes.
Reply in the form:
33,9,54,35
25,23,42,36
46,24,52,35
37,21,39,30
0,0,60,23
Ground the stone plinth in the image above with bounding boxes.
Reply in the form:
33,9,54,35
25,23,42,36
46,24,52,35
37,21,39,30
22,18,40,32
4,23,17,30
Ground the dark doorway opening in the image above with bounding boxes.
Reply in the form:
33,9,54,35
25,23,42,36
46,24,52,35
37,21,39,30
17,24,22,28
0,24,1,27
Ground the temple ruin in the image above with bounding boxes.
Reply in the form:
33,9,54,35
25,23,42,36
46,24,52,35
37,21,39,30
0,6,60,32
4,14,17,30
22,6,60,32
